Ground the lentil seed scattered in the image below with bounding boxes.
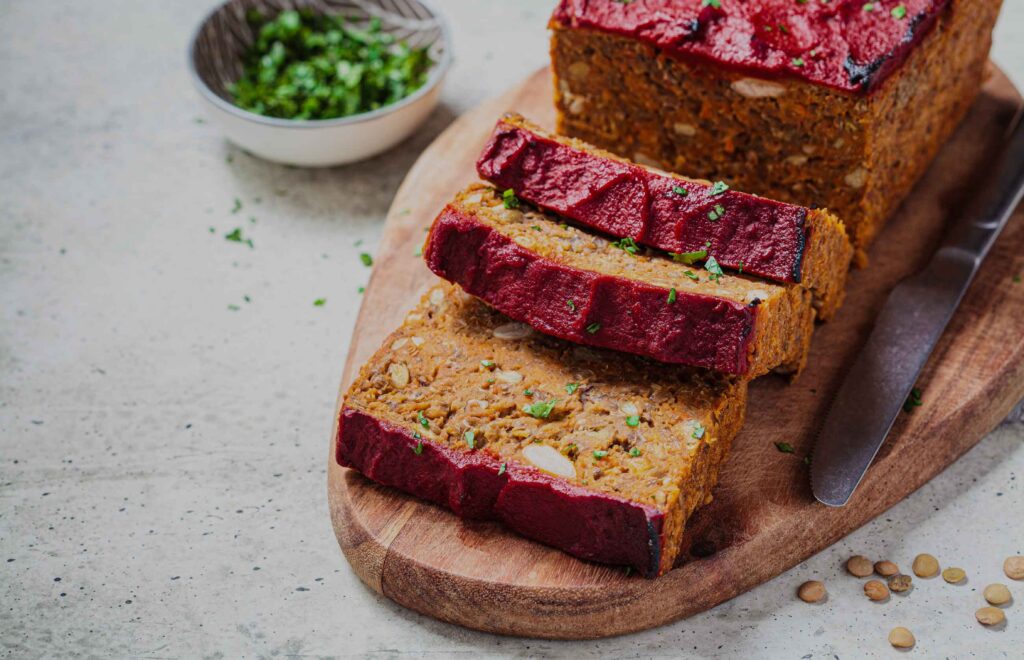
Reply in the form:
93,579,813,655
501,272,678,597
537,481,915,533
874,560,899,577
983,583,1012,606
797,580,826,603
888,573,913,593
975,606,1006,626
1005,556,1024,580
942,567,966,584
846,555,873,577
912,553,940,578
864,580,890,601
888,627,915,649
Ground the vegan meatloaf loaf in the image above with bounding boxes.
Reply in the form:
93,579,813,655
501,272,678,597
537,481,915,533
550,0,1003,256
424,184,815,377
336,284,748,577
477,113,851,319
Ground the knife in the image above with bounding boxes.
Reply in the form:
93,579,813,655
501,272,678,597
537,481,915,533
811,110,1024,507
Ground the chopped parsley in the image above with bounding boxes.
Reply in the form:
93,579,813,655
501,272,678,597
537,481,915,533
738,261,745,274
413,441,423,455
313,298,326,306
357,286,365,294
523,399,559,419
705,256,725,282
531,225,542,231
593,449,609,459
524,388,534,396
691,422,706,439
567,299,577,312
629,447,642,457
707,204,725,222
413,246,423,257
611,236,640,255
670,248,707,265
417,411,429,429
708,181,729,196
502,188,520,209
585,322,601,334
862,2,875,11
775,442,795,454
227,304,240,311
672,185,689,197
626,415,640,427
565,382,580,394
480,359,495,369
498,463,507,476
903,386,923,413
791,57,805,68
231,198,242,214
701,0,721,7
464,431,476,449
359,252,373,267
224,227,254,248
413,431,421,439
684,270,699,281
667,288,677,304
891,4,907,18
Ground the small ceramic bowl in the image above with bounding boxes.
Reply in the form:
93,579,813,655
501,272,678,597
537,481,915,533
188,0,451,167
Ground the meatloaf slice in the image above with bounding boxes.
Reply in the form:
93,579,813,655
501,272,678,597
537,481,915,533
337,284,748,577
424,184,815,377
477,114,851,320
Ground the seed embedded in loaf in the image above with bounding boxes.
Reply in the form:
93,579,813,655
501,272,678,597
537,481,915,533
912,553,940,578
797,580,826,603
846,555,873,577
844,167,868,189
492,322,532,340
1005,556,1024,580
522,443,576,479
388,362,410,388
983,583,1012,606
730,77,787,99
888,627,915,649
567,61,590,80
496,370,523,384
975,606,1006,626
888,574,913,593
942,567,966,584
864,580,890,601
874,560,899,577
673,122,697,137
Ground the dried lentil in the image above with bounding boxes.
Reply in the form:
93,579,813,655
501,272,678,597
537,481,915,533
888,627,915,649
874,560,899,577
942,567,966,584
846,555,873,577
983,583,1011,606
864,580,889,601
975,606,1006,626
797,580,826,603
912,553,939,578
1005,556,1024,580
888,574,913,593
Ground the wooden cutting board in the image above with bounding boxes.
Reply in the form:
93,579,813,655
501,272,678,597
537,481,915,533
328,65,1024,639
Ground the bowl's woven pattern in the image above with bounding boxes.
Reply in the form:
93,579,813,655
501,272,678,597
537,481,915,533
192,0,447,105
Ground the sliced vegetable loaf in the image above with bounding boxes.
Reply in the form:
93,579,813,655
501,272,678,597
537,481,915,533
477,114,851,320
336,285,748,577
424,184,815,377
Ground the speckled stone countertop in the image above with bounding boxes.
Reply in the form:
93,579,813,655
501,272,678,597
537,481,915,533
1,1,1022,658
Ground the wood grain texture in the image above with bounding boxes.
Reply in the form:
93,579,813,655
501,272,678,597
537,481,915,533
328,65,1024,639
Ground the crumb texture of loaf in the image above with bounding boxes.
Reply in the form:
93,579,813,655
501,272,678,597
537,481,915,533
550,0,1003,254
477,113,851,317
424,184,815,377
337,285,748,576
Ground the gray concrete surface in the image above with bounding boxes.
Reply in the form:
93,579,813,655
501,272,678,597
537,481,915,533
1,1,1022,658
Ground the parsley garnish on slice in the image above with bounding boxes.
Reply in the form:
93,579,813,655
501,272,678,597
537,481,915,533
775,442,795,454
862,2,875,11
417,411,429,429
357,286,365,294
313,298,326,307
530,225,542,231
413,246,423,257
738,261,745,274
670,249,707,265
672,186,689,197
707,204,725,222
903,387,923,413
792,58,805,68
231,198,242,214
523,399,559,419
464,431,476,449
701,0,721,7
524,388,534,396
227,304,240,311
629,447,642,457
626,415,640,427
585,323,601,334
502,188,520,209
611,236,640,255
891,4,907,18
359,252,373,267
684,270,699,281
691,422,706,439
705,256,725,282
498,463,507,476
225,227,254,248
708,181,729,196
565,382,580,394
567,299,576,312
667,288,677,304
593,450,608,459
480,359,495,369
413,441,423,455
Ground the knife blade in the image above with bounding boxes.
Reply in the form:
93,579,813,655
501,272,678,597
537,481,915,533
811,110,1024,507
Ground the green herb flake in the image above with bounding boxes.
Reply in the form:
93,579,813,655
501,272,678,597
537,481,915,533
357,286,365,294
691,422,706,440
775,442,795,454
593,449,609,459
502,188,520,209
585,322,601,334
231,198,242,214
863,2,875,11
672,185,689,197
671,248,707,265
480,359,495,369
738,261,745,274
903,386,923,413
523,399,559,419
565,382,580,394
413,246,423,257
705,256,725,282
667,287,677,304
791,57,805,68
625,415,640,427
227,304,241,311
891,4,906,18
413,441,423,455
359,252,373,267
530,225,542,231
629,447,642,457
684,270,699,281
523,388,534,396
417,411,430,429
701,0,721,7
708,180,729,196
707,204,725,222
498,463,507,476
224,227,254,248
313,298,326,307
611,236,640,255
1014,274,1022,283
464,431,476,449
567,299,577,312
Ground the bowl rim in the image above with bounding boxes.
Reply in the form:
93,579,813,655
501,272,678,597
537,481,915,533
186,0,453,130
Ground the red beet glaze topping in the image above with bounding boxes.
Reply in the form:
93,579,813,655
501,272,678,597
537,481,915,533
337,409,665,576
552,0,950,93
477,120,808,284
425,207,759,374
